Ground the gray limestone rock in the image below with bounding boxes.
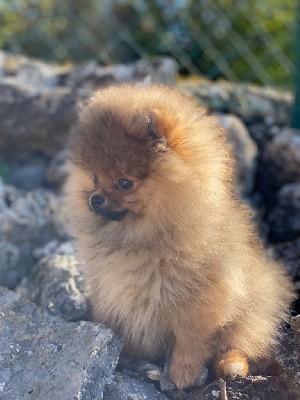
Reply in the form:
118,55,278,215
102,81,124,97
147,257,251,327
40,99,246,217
0,286,122,400
10,159,47,190
0,51,28,77
16,59,61,91
0,51,71,88
0,288,121,400
272,331,300,398
267,183,300,242
262,128,300,190
218,114,258,196
0,241,21,289
0,80,78,160
248,123,280,149
118,356,163,382
271,238,300,284
16,241,90,322
52,201,71,239
67,57,178,94
0,179,59,288
134,57,179,86
45,150,70,186
103,372,169,400
290,315,300,336
0,181,58,245
193,376,295,400
179,80,292,125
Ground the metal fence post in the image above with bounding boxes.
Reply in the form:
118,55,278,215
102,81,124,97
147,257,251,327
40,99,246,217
292,2,300,128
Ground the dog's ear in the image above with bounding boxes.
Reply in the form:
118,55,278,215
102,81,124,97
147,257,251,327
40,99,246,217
147,111,170,153
145,111,161,141
146,111,170,153
131,110,169,152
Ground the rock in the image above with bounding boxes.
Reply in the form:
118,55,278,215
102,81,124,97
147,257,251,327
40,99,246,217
0,51,28,76
52,197,71,239
179,79,293,125
103,372,169,400
46,150,70,186
248,123,280,150
261,128,300,190
10,158,47,190
160,368,208,393
118,356,162,382
0,178,19,208
115,357,209,399
16,241,90,322
0,51,71,86
0,80,78,160
134,57,179,86
0,180,59,287
0,58,178,161
0,51,3,77
267,183,300,242
33,240,75,259
0,286,122,400
272,331,300,398
0,184,58,244
290,315,300,335
218,114,258,196
67,57,178,94
0,241,21,289
192,376,295,400
16,59,60,91
270,238,300,311
271,237,300,281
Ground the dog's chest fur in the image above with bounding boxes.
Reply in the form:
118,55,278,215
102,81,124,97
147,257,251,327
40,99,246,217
85,246,201,357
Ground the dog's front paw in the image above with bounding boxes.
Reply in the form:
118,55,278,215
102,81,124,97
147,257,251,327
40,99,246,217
169,357,202,389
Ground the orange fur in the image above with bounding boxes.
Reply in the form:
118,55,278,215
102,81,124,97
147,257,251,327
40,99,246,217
215,350,249,379
65,84,295,389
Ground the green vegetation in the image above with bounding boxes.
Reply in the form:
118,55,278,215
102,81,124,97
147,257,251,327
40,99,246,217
0,162,10,183
0,0,297,88
292,3,300,127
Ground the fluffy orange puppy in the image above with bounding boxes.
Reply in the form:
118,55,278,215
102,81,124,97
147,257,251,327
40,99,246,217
65,84,294,389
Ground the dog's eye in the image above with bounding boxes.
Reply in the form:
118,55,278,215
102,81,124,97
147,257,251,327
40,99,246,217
117,178,133,191
93,174,98,185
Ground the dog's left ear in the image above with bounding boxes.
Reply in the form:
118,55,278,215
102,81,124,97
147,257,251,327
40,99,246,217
145,111,160,141
145,111,169,153
131,110,170,152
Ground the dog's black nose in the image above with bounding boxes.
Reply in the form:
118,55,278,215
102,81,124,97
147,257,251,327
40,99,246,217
89,194,105,211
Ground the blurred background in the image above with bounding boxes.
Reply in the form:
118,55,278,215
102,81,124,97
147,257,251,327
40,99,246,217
0,0,297,89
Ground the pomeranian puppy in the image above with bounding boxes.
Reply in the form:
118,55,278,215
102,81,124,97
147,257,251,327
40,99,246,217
65,84,294,389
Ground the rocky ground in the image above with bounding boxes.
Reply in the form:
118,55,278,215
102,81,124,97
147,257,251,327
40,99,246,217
0,51,299,400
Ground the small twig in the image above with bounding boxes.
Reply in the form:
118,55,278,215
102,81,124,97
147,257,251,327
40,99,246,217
218,378,228,400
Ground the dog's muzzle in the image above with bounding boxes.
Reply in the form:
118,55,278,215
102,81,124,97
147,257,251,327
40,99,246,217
89,195,128,221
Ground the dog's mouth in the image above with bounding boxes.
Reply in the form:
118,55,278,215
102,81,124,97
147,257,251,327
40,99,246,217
92,207,128,221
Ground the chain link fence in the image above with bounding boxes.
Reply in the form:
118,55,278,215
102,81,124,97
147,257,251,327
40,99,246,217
0,0,297,88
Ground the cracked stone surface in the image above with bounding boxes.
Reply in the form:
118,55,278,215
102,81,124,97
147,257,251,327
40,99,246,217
16,241,90,322
0,286,123,400
0,180,59,288
0,80,78,160
218,113,258,197
103,372,169,400
193,376,296,400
